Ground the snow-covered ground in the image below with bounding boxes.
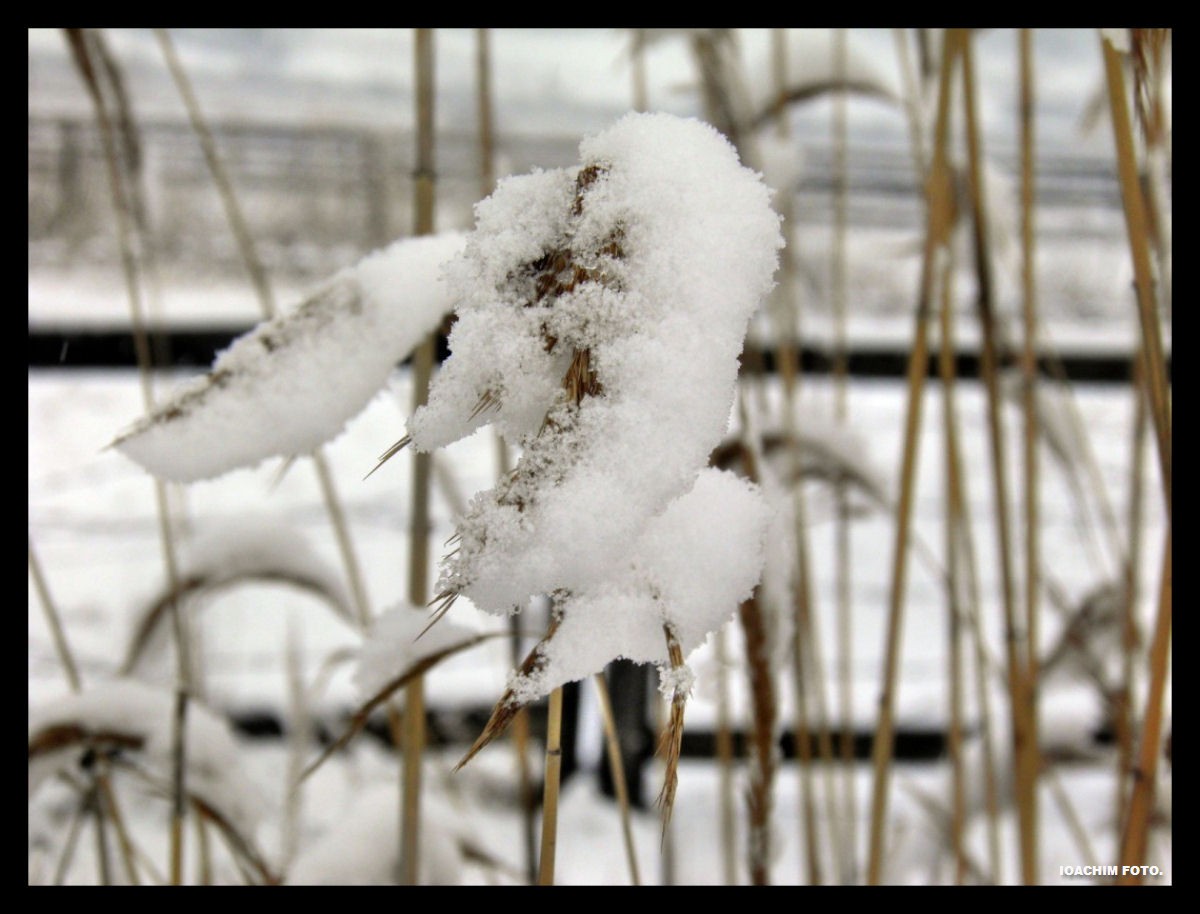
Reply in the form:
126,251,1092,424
29,350,1170,884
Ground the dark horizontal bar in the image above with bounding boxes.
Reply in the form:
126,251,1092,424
29,327,1163,384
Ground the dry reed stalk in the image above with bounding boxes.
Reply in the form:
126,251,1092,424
155,29,276,317
64,29,191,883
282,621,308,870
760,44,829,880
961,32,1039,883
1044,765,1100,867
29,540,81,693
399,27,438,887
1018,25,1043,874
893,29,928,179
714,626,738,884
97,767,140,885
1102,37,1171,516
631,29,648,113
538,686,565,886
456,614,564,769
53,793,88,885
90,785,113,885
1117,526,1170,884
510,624,537,884
592,673,642,885
830,27,858,885
299,633,500,783
190,795,280,885
476,28,495,199
654,692,677,886
193,802,212,885
936,234,1006,883
798,581,844,880
738,591,777,885
790,555,822,885
938,256,969,885
865,27,961,887
1116,352,1148,838
710,439,777,878
657,624,688,841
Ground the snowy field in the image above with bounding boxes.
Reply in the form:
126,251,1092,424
29,356,1170,884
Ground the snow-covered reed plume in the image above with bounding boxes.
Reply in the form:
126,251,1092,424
403,113,781,771
114,232,465,482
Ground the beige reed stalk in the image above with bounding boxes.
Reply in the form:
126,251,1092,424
1103,39,1172,876
402,26,437,887
1018,26,1043,871
865,28,961,886
714,626,738,884
593,673,642,885
1116,353,1148,839
763,29,835,885
631,29,648,113
1117,527,1170,883
936,256,967,884
830,28,858,884
65,29,190,883
939,245,1003,883
1102,37,1171,515
538,686,565,885
961,32,1038,883
29,540,81,693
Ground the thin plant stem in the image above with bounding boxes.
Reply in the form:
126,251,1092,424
631,29,648,113
97,769,141,885
1018,25,1043,868
790,518,822,886
91,786,113,886
938,259,968,884
476,28,495,198
401,27,437,887
1117,352,1148,838
592,673,641,886
940,244,1003,884
194,799,213,885
1045,766,1100,867
960,32,1037,883
714,626,738,885
155,29,277,317
29,539,81,692
654,692,677,885
538,686,565,886
893,28,928,179
799,586,843,882
1117,526,1170,883
831,26,857,885
53,792,88,885
64,29,190,883
865,27,961,886
1102,36,1171,516
282,620,308,870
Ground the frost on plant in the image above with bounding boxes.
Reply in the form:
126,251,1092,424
405,113,782,754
